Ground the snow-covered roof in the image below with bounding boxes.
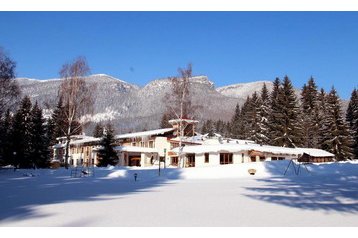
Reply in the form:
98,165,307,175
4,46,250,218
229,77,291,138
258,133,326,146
296,148,335,157
168,119,199,124
113,146,158,153
172,143,334,157
70,137,101,146
115,128,174,139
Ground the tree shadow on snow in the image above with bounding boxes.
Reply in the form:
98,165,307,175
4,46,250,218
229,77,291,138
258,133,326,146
244,161,358,213
0,166,182,225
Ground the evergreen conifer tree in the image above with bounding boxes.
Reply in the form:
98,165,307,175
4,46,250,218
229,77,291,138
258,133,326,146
256,83,270,145
0,110,13,165
301,77,320,148
268,77,283,145
247,92,261,142
160,111,172,128
12,96,33,168
269,76,303,147
93,123,104,138
97,124,119,167
346,88,358,159
29,102,50,168
321,87,353,160
230,103,241,138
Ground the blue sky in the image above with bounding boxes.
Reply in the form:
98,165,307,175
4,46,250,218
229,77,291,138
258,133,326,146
0,12,357,99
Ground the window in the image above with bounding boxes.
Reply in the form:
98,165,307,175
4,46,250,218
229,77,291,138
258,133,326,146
132,142,136,146
271,157,278,161
260,156,265,162
187,154,195,167
149,141,155,148
250,156,256,162
242,153,245,163
204,153,209,163
220,153,233,164
278,157,285,160
171,157,178,166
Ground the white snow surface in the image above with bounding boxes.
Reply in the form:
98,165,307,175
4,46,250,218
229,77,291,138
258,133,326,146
114,128,174,139
173,143,335,157
0,160,357,227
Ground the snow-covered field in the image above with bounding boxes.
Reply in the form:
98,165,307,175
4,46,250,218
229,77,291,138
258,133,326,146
0,160,357,227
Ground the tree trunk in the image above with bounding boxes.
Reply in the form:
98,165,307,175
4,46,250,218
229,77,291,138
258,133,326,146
64,136,71,169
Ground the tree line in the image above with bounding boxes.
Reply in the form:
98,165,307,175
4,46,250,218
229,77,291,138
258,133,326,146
201,76,358,161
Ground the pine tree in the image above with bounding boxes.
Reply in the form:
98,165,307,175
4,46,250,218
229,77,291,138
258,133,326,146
97,124,119,167
48,96,67,146
12,96,33,168
29,102,50,168
230,103,241,138
268,77,283,145
256,83,270,145
247,92,261,142
269,76,303,147
346,88,358,159
160,111,172,128
206,119,215,136
321,87,353,161
301,77,320,148
0,110,13,165
93,123,104,138
201,120,208,134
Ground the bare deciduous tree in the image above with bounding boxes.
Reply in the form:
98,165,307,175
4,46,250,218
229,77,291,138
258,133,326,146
164,63,200,167
58,56,96,168
0,48,21,116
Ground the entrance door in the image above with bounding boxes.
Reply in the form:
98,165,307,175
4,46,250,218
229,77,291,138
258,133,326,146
187,154,195,167
129,156,141,166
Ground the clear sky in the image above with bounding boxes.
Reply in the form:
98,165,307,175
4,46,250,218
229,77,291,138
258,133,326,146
0,12,357,99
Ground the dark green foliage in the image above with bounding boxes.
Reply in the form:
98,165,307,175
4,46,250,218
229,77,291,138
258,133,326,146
346,88,358,159
301,77,320,148
256,83,270,144
160,111,172,128
12,96,33,168
0,110,13,166
320,88,353,161
29,102,50,168
47,97,67,146
97,124,119,167
93,123,104,138
268,76,303,147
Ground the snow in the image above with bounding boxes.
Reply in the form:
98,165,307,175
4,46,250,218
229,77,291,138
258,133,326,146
113,145,158,153
0,160,357,226
172,143,335,157
114,128,174,139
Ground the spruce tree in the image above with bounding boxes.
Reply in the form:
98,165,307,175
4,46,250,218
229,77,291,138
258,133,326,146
97,124,119,167
321,87,353,161
256,83,270,145
269,76,303,147
300,77,320,148
160,111,172,128
29,102,50,168
268,77,284,145
230,103,241,138
201,120,208,134
0,110,13,165
93,123,104,138
346,88,358,159
247,92,261,142
12,96,33,168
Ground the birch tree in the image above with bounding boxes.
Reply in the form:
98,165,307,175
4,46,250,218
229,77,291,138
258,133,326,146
58,57,96,168
0,48,21,116
164,64,198,167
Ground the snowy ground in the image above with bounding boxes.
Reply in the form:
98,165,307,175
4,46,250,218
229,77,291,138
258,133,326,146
0,160,357,227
